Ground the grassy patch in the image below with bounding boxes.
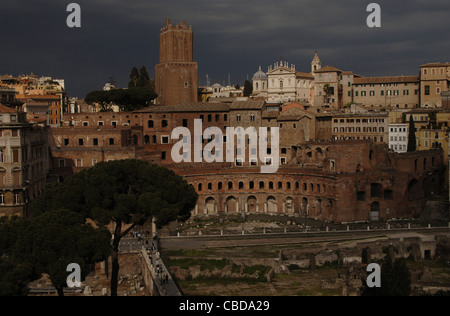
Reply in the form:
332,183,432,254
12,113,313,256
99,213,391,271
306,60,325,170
166,258,230,271
231,264,241,273
162,249,217,258
244,265,272,276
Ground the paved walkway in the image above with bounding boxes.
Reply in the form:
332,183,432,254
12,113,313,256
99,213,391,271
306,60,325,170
160,227,450,250
141,242,182,296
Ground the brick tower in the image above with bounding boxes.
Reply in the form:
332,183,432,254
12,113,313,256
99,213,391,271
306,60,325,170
155,18,198,106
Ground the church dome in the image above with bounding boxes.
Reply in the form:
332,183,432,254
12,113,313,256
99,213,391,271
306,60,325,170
252,66,267,80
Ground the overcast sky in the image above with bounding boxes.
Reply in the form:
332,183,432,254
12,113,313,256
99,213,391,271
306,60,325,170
1,0,449,98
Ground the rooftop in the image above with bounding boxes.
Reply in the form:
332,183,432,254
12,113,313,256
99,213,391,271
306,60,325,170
420,62,450,68
0,104,18,113
135,102,230,113
354,76,420,84
295,72,314,79
314,66,343,73
230,100,266,110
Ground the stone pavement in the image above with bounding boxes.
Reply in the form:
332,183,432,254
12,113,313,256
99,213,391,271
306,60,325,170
141,242,182,296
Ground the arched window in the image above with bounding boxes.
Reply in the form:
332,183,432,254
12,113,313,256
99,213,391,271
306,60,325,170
198,183,202,191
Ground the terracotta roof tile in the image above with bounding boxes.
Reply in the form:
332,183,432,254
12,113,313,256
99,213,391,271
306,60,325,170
295,72,314,79
314,66,343,73
0,104,18,113
354,76,419,84
230,100,265,110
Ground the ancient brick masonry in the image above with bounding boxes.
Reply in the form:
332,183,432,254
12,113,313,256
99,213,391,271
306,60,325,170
155,18,198,107
48,105,446,223
167,140,445,223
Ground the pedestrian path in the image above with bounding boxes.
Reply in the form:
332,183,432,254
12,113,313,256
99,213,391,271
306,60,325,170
141,240,182,296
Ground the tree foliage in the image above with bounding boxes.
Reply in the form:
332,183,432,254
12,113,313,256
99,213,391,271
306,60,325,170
87,65,157,112
243,80,253,97
407,115,417,152
0,217,37,296
128,66,139,89
0,213,110,296
85,87,157,112
323,84,334,104
32,159,198,296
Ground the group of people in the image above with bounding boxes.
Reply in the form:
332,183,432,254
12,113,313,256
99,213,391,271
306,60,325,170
146,243,170,287
131,230,153,241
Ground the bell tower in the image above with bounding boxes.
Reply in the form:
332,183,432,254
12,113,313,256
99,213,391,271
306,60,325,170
155,18,198,106
311,51,322,74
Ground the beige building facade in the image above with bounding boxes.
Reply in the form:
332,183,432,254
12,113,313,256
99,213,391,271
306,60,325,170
420,63,450,108
0,105,49,217
353,76,420,109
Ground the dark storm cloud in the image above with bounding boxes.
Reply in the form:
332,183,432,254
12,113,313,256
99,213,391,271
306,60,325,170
0,0,449,97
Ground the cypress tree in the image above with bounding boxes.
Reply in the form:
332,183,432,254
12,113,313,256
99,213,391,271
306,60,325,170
243,80,253,97
407,115,416,152
128,66,139,88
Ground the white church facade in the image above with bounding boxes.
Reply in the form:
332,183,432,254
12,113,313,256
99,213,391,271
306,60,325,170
252,53,322,105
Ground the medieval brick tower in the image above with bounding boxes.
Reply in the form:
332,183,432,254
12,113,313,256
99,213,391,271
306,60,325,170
155,18,198,106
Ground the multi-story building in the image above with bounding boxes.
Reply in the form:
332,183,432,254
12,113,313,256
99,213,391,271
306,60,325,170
0,87,20,108
353,76,420,109
420,62,450,108
443,91,450,110
389,124,408,153
210,83,243,99
0,105,49,217
1,74,67,126
313,66,348,109
331,111,389,144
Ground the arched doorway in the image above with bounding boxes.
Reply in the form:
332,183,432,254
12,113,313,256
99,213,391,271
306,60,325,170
266,196,277,213
283,197,294,214
302,197,308,214
205,197,216,215
370,202,380,221
226,196,238,213
247,196,257,213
